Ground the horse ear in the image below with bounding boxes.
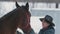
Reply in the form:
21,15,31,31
16,2,20,8
25,2,29,10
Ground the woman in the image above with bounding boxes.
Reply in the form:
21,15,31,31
39,15,55,34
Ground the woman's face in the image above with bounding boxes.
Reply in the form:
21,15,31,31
42,20,50,28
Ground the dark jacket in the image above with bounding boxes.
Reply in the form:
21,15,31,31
38,26,55,34
24,28,35,34
17,31,22,34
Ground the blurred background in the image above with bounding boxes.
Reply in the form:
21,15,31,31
0,0,60,34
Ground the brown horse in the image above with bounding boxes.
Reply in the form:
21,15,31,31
0,2,33,34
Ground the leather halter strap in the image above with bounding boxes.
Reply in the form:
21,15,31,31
22,12,31,28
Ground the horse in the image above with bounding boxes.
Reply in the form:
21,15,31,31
0,2,35,34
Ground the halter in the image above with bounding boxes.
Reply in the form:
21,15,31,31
21,12,31,33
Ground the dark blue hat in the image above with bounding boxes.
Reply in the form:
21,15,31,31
40,15,55,26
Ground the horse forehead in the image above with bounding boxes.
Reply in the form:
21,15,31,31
17,6,31,16
21,6,26,8
21,6,28,11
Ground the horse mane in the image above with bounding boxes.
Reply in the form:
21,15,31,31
0,7,21,23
